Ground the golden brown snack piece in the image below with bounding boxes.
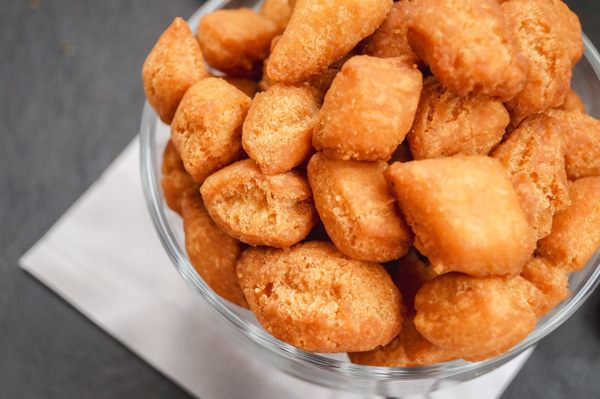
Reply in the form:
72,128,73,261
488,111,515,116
237,242,403,352
491,114,570,241
348,333,413,367
557,89,586,113
142,18,208,125
197,8,278,77
200,159,317,248
242,83,322,175
414,273,537,362
407,77,510,160
171,78,251,183
314,56,422,161
222,77,259,98
553,0,583,67
267,0,392,83
348,316,458,367
502,0,571,118
161,140,201,216
362,1,420,66
181,191,248,308
400,317,459,366
546,109,600,180
538,177,600,273
407,0,527,101
307,153,413,263
260,0,292,34
385,156,535,277
520,256,569,317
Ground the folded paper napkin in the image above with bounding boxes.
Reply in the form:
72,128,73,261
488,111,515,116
19,138,533,399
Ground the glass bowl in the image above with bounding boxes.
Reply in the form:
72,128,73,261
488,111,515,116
140,0,600,395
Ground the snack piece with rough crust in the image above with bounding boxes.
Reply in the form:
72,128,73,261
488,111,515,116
385,156,536,277
557,89,586,113
197,8,279,77
242,83,322,175
161,140,201,216
407,77,510,160
314,56,422,161
171,78,251,183
553,0,583,67
502,0,571,118
537,177,600,273
520,256,569,317
181,191,248,308
142,18,208,125
348,316,458,367
414,273,537,362
267,0,393,83
237,242,403,352
200,159,318,248
407,0,528,101
260,0,292,34
362,1,421,66
492,114,570,241
307,153,414,263
348,332,413,367
546,109,600,180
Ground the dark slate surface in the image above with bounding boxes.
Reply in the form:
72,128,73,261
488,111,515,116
0,1,598,398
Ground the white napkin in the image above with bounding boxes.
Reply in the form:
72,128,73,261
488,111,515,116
19,138,533,399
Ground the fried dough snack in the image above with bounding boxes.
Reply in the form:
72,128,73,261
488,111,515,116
557,89,586,114
553,0,583,67
171,78,251,183
242,83,322,175
237,242,403,352
407,0,527,101
197,8,278,77
349,316,459,367
181,191,248,308
502,0,571,118
200,159,317,248
520,256,569,317
492,114,570,241
142,18,208,125
267,0,392,83
407,77,510,160
538,177,600,273
259,0,292,34
546,109,600,180
385,156,535,277
161,140,200,216
362,1,420,65
307,153,413,263
314,56,422,161
414,273,537,362
348,332,413,367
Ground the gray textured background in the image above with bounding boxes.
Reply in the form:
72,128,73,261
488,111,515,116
1,1,599,398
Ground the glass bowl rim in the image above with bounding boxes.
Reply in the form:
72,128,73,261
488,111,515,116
139,0,600,384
